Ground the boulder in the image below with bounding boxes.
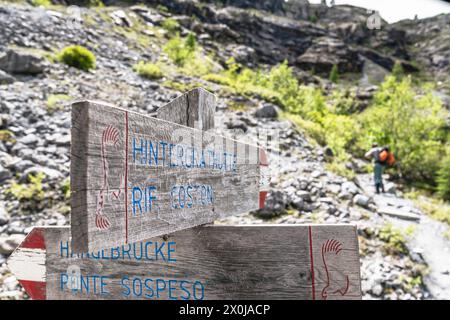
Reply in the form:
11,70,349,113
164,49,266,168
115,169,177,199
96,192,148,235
253,190,287,219
225,119,248,133
341,181,359,195
0,69,15,84
254,103,278,118
110,10,133,28
384,182,396,194
0,49,46,75
0,163,12,182
353,194,370,208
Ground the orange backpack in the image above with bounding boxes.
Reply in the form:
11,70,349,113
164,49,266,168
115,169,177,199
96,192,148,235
387,152,396,166
378,148,396,166
378,150,388,162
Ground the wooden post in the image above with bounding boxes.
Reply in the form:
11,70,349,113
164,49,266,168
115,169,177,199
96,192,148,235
7,225,362,300
157,87,216,131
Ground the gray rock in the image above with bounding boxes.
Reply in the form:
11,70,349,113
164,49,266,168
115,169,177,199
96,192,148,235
225,119,248,133
0,163,12,182
311,170,324,178
0,69,15,84
0,202,9,226
371,284,383,297
11,159,34,172
253,190,287,219
0,49,45,75
291,197,305,210
0,234,25,255
326,183,341,194
296,190,312,202
342,181,359,195
384,182,396,194
19,134,39,145
254,103,279,118
110,10,133,28
353,194,370,208
22,166,62,182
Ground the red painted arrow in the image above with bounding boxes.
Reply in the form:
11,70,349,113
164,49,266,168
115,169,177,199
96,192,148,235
7,227,47,300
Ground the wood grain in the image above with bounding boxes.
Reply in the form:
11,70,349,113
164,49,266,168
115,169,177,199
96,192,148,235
38,225,361,300
70,96,263,253
157,87,216,131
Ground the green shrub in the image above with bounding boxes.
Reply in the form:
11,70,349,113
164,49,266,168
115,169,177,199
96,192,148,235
329,64,339,83
378,223,408,256
7,173,45,202
309,14,318,23
133,61,164,80
329,89,358,115
30,0,52,6
57,45,96,71
161,18,180,36
203,73,233,86
185,32,197,51
156,4,169,13
164,34,196,66
437,152,450,200
46,94,72,113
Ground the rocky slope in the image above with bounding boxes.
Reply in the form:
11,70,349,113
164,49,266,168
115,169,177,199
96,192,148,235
0,1,449,300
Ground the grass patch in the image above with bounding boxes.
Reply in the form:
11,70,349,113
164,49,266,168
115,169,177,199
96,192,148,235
30,0,52,7
7,173,45,202
405,190,450,227
133,62,164,80
162,80,205,92
0,130,15,143
46,94,72,113
378,222,409,256
161,18,180,37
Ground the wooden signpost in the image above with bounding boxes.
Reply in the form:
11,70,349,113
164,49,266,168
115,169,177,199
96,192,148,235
7,225,361,300
71,88,268,253
7,87,362,300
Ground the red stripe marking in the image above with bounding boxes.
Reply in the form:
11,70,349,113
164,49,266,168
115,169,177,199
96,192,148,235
20,228,45,250
259,148,268,166
259,191,268,209
19,280,46,300
308,226,316,300
124,111,129,244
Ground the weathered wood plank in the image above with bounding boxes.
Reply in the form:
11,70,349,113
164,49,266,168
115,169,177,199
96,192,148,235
70,99,264,253
157,87,216,131
8,225,361,300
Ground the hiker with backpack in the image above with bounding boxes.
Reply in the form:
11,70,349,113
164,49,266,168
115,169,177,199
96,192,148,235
365,143,396,194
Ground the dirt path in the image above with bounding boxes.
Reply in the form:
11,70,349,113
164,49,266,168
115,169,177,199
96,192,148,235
356,173,450,299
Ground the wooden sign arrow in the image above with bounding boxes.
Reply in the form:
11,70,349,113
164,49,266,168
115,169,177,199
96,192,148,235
70,89,268,253
7,225,361,300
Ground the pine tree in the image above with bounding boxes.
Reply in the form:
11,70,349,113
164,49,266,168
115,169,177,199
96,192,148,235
329,64,339,84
